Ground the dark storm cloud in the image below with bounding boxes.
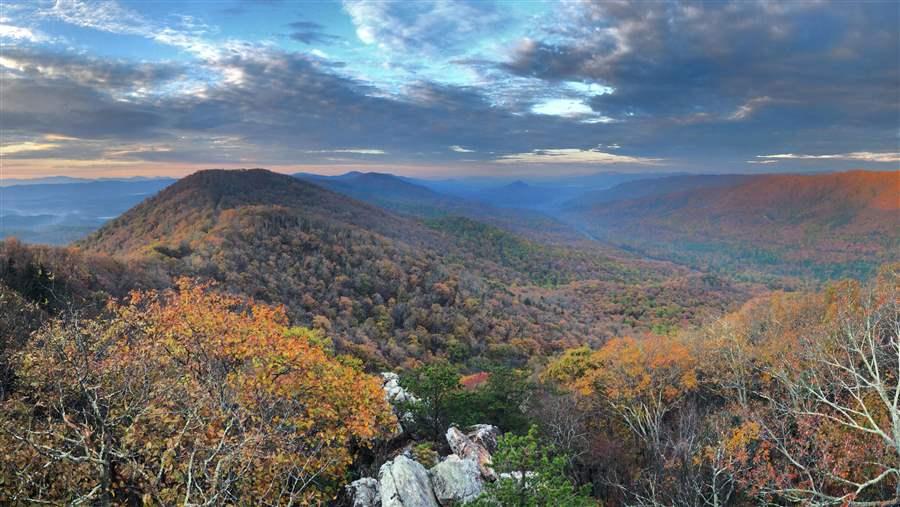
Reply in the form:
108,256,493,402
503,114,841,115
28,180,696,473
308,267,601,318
286,21,340,45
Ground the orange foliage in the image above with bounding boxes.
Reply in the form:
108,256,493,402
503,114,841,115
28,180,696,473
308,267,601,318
1,279,394,504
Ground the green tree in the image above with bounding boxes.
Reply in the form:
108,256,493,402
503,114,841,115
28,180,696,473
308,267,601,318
462,367,532,434
400,360,465,442
472,426,596,507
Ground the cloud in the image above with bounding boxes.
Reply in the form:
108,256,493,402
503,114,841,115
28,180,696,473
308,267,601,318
287,20,340,45
0,141,61,156
0,23,46,42
531,98,593,117
105,144,174,158
0,48,184,91
4,0,896,175
342,0,506,54
495,148,661,165
303,149,386,155
756,152,900,163
504,1,898,130
728,97,773,121
45,0,219,61
46,0,151,37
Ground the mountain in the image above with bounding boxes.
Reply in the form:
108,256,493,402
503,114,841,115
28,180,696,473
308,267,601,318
82,169,417,257
406,172,684,211
293,171,597,246
79,169,751,368
0,175,169,187
294,171,479,218
564,170,900,282
0,176,90,187
565,174,754,208
0,178,175,244
405,171,682,200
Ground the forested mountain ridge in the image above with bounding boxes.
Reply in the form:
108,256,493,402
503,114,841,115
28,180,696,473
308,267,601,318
294,171,474,218
565,170,900,282
295,170,596,246
564,174,754,208
79,169,422,257
76,168,751,369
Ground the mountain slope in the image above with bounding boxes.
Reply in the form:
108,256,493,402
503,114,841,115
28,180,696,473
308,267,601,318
80,169,752,368
565,170,900,281
294,171,598,246
565,174,754,208
83,169,419,257
294,171,479,218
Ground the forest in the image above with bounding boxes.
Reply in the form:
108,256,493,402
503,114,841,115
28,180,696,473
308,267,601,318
0,168,898,505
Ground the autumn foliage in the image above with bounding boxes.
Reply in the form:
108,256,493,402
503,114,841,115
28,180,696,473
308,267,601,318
541,264,900,506
0,279,394,505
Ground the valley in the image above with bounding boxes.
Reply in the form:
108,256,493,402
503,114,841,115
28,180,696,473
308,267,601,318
1,167,897,505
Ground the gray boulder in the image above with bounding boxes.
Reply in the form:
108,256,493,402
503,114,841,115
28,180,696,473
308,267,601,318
381,372,417,405
346,477,380,507
381,372,418,435
466,425,500,454
446,427,497,481
430,455,484,506
380,455,440,507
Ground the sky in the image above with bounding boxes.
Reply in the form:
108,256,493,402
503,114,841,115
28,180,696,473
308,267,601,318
0,0,898,179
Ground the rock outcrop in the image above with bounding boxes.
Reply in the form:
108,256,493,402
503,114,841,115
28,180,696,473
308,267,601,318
353,423,499,506
446,427,497,482
466,425,500,454
430,455,484,506
381,372,418,435
380,455,440,507
381,372,416,405
347,477,381,507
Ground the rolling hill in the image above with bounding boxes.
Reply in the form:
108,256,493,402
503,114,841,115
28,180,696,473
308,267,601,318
564,170,900,282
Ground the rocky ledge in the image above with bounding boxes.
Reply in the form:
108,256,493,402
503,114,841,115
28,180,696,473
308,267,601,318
347,424,500,507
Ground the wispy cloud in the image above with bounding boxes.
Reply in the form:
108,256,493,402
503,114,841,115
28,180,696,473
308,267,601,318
0,141,60,155
495,148,661,165
342,0,506,53
0,23,46,42
728,96,772,121
303,149,387,155
449,145,474,153
756,152,900,163
45,0,219,61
